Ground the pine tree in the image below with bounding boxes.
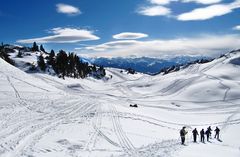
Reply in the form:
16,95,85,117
16,50,23,58
37,54,46,71
67,52,75,77
73,55,79,78
55,50,68,79
84,62,90,78
40,44,45,52
76,59,84,78
47,49,55,66
32,42,39,52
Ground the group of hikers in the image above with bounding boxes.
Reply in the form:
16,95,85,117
180,126,221,145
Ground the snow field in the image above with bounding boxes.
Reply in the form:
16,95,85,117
0,50,240,156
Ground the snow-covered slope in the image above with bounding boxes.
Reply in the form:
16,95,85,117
8,50,43,72
0,50,240,157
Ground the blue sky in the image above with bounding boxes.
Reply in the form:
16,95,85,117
1,0,240,58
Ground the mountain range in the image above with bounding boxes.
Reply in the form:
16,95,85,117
89,56,212,74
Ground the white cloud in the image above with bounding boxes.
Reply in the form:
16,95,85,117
56,3,81,16
76,34,240,58
113,32,148,40
229,0,240,9
233,25,240,30
148,0,177,5
17,27,100,44
177,1,240,21
139,0,240,20
137,5,171,16
76,40,140,51
182,0,222,5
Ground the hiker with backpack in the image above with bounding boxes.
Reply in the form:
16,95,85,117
200,128,205,143
192,128,199,143
180,126,188,145
205,126,212,142
214,127,220,140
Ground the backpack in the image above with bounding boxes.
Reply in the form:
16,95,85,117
180,129,185,136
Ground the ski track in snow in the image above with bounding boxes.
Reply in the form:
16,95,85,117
84,104,102,156
21,101,97,157
109,104,138,156
0,98,97,157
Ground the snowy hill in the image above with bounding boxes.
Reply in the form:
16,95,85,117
0,49,240,157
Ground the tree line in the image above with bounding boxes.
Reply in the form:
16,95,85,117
35,42,106,79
